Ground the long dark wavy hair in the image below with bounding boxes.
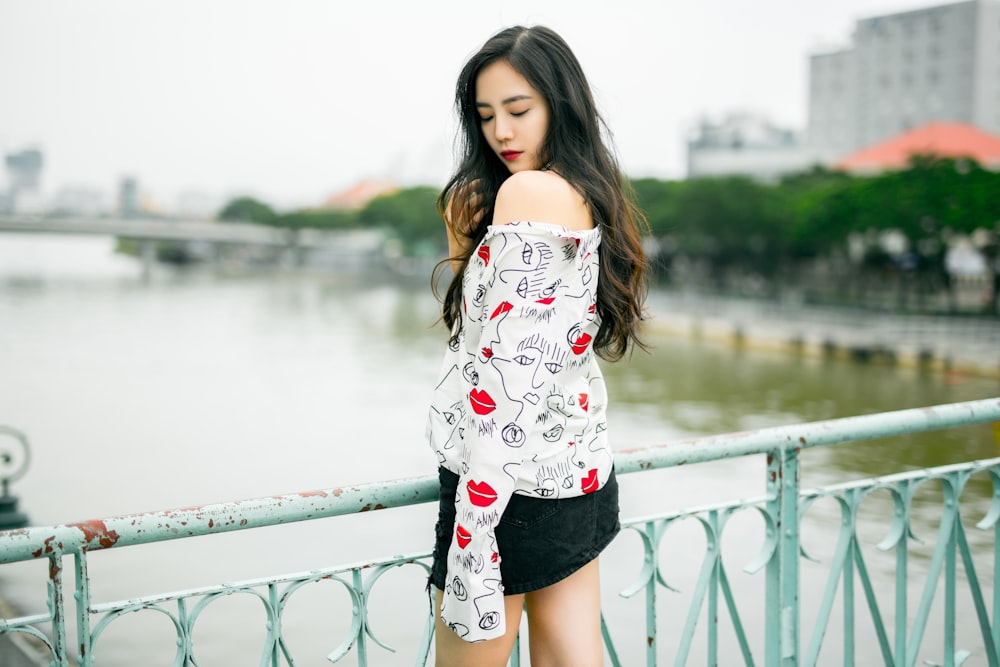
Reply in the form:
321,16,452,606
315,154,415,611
435,25,648,361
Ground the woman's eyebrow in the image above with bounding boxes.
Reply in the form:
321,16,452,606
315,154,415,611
476,94,534,108
501,94,533,105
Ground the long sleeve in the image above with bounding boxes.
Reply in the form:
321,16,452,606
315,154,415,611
439,226,599,641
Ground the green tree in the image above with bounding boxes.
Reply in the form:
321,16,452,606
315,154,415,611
274,208,360,230
630,177,680,238
671,177,793,280
216,196,278,224
359,186,443,248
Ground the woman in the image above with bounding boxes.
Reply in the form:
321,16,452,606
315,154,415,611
426,25,647,666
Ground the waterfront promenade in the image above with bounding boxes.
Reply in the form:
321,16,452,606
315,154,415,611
645,290,1000,379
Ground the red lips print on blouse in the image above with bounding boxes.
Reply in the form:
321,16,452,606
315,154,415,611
469,389,496,415
490,301,513,320
570,333,593,355
467,479,498,507
582,468,600,494
456,524,472,549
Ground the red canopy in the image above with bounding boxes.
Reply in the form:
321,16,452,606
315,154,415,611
835,122,1000,172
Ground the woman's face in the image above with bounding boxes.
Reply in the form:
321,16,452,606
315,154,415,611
475,60,549,173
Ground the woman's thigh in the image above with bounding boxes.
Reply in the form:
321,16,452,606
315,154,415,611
524,558,604,667
433,588,525,667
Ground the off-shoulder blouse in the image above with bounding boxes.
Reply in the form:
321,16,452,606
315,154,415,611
426,221,614,642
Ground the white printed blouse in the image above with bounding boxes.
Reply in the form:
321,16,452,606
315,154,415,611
426,221,614,642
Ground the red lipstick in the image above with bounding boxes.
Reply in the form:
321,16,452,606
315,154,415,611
500,150,523,161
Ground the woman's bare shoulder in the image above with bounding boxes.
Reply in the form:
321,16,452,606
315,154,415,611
493,170,592,231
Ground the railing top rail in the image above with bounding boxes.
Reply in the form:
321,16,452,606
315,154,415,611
613,396,1000,473
1,397,997,565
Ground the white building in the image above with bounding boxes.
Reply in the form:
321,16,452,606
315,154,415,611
686,113,819,181
808,0,1000,162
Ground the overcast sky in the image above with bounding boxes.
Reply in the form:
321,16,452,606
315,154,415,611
0,0,930,210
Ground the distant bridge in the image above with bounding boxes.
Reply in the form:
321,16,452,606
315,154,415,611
0,215,385,255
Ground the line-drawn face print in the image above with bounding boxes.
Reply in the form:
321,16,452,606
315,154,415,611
462,362,479,386
546,393,566,413
497,240,554,292
501,422,525,447
516,276,529,298
540,390,570,444
566,323,593,356
479,611,501,631
439,399,466,450
447,398,466,422
521,242,534,265
472,283,487,309
542,422,564,442
512,332,568,391
539,278,561,299
452,576,468,601
534,472,557,497
448,622,470,638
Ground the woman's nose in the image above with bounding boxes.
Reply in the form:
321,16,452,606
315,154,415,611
494,116,513,141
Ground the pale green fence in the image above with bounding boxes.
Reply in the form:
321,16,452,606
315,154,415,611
1,398,999,666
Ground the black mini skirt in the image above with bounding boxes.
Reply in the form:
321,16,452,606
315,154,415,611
430,466,620,595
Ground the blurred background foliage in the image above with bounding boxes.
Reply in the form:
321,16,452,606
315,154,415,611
215,155,1000,313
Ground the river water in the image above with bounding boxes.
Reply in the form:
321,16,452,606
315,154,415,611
0,234,997,666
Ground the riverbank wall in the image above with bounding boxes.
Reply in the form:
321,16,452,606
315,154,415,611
645,291,1000,379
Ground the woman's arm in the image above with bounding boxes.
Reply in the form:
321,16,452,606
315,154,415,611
443,182,484,274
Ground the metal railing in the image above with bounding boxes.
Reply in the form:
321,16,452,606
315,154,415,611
1,397,999,666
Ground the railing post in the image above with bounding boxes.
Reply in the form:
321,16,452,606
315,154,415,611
766,445,800,667
47,553,70,666
644,520,658,667
994,502,1000,660
944,474,958,667
75,550,93,666
896,479,911,666
353,569,368,666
